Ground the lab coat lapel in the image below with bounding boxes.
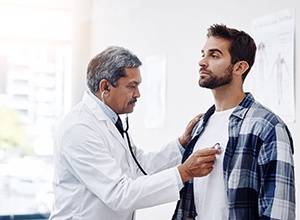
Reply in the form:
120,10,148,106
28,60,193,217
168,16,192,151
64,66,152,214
107,120,127,146
82,91,127,149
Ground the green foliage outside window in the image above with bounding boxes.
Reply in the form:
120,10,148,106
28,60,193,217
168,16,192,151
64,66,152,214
0,106,30,156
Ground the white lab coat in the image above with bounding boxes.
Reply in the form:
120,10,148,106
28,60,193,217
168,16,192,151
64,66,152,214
49,91,182,220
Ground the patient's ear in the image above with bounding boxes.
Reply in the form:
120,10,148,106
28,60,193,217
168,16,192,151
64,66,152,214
233,61,249,76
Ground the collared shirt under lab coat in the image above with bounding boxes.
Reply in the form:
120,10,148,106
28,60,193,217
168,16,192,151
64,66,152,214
49,91,182,220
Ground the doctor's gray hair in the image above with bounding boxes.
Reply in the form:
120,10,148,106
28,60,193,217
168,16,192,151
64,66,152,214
87,46,142,93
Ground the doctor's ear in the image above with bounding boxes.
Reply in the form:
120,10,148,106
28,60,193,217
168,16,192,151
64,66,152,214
99,80,111,93
104,85,110,92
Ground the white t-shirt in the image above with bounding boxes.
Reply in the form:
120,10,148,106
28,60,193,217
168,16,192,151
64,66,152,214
193,108,235,220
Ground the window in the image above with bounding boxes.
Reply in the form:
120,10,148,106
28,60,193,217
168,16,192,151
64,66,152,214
0,1,72,218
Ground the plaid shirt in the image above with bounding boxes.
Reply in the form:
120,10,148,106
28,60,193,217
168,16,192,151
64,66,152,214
172,93,295,220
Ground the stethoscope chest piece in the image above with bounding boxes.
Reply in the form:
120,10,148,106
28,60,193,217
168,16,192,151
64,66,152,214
213,143,224,154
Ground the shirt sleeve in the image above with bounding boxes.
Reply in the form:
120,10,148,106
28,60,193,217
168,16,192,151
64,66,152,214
175,166,184,190
175,139,185,190
258,123,295,219
176,138,185,155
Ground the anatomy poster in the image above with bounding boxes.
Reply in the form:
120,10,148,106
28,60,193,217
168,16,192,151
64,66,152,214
247,8,295,122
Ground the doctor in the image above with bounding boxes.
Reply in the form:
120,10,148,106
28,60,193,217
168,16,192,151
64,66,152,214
49,46,219,220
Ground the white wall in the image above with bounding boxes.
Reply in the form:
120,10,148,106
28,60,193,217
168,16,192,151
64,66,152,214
73,0,299,219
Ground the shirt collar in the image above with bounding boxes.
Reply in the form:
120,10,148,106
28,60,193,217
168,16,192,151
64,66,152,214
87,90,118,124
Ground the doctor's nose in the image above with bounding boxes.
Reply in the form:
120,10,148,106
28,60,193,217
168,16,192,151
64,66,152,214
134,87,141,98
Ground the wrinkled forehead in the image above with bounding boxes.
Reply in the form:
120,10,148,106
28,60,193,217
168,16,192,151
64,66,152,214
120,67,142,84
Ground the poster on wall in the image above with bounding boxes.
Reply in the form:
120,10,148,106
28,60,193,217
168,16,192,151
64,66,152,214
144,54,166,128
247,8,295,123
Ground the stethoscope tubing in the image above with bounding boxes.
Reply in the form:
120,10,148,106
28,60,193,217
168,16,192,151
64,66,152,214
101,91,147,175
125,115,147,175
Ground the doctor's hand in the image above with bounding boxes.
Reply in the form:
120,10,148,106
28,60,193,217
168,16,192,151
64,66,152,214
177,147,219,183
178,114,203,148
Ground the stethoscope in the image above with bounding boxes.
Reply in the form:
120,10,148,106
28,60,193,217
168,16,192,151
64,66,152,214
101,90,147,175
124,114,148,175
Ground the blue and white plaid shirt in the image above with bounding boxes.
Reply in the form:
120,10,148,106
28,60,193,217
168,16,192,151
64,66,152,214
172,93,295,220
